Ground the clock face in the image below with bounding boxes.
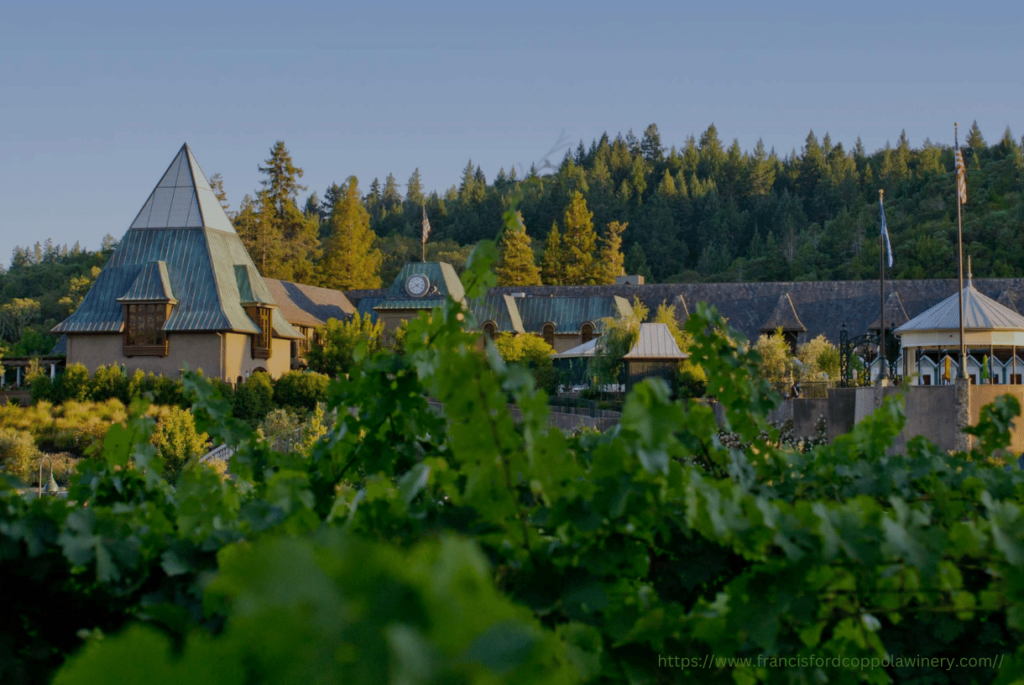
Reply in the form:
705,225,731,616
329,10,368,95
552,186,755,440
405,274,430,297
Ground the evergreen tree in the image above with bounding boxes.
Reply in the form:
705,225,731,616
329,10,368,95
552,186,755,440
560,190,598,285
234,193,284,276
967,120,986,150
251,141,320,280
640,123,664,164
405,169,425,205
321,176,383,290
258,141,306,214
381,173,402,209
596,221,627,284
495,212,541,286
624,242,653,281
541,223,564,285
697,124,724,179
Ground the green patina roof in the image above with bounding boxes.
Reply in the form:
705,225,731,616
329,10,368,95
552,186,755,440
374,297,447,311
516,296,633,334
54,144,302,340
355,297,386,322
117,261,176,303
468,295,525,334
386,262,465,302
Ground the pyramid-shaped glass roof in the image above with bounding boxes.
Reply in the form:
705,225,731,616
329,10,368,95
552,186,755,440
130,144,235,234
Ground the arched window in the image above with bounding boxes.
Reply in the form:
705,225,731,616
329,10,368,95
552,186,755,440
581,322,595,344
542,323,556,348
482,321,497,340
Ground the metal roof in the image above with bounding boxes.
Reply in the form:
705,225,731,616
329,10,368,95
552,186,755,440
374,297,448,311
117,261,176,303
468,295,525,334
515,296,633,334
895,278,1024,334
386,262,466,302
355,297,386,322
623,323,687,360
54,145,302,341
264,278,355,328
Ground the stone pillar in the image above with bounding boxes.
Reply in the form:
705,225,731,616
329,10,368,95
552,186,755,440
874,376,889,410
15,367,21,388
954,377,972,453
50,363,56,380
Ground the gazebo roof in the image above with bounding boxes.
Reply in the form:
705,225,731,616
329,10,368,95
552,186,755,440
623,323,687,360
895,278,1024,334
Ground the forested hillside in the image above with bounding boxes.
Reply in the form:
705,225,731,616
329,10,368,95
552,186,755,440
3,121,1024,358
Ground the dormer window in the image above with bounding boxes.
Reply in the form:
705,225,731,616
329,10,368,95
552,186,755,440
123,302,170,356
246,306,272,359
118,261,175,357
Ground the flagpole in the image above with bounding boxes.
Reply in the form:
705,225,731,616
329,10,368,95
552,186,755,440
955,123,967,380
879,188,887,381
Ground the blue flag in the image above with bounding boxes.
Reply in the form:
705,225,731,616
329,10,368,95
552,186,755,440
879,197,893,268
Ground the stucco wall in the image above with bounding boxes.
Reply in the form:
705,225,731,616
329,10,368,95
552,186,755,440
67,333,224,379
899,385,959,452
68,331,293,383
970,386,1024,453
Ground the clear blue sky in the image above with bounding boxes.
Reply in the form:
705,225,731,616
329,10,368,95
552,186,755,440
3,0,1022,265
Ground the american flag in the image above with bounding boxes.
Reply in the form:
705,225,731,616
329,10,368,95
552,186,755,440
421,206,431,244
955,137,968,206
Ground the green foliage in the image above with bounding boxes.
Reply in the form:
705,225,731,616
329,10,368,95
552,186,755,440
797,333,841,382
587,297,646,386
89,364,130,403
8,247,1024,685
149,407,208,484
231,372,275,426
306,312,385,378
0,427,38,482
52,363,90,404
272,370,329,412
320,175,383,290
753,328,794,387
495,211,542,286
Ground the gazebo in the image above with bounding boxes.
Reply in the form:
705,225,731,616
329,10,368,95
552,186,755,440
895,269,1024,386
623,323,687,392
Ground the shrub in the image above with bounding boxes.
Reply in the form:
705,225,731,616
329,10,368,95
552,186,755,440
0,427,38,482
307,313,385,377
150,406,208,484
29,374,54,403
52,363,90,404
233,372,275,426
90,364,130,403
675,359,707,399
273,371,329,412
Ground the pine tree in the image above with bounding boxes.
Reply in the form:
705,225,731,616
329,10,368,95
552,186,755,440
258,141,306,215
321,176,383,291
967,120,986,150
234,193,284,275
541,223,564,285
698,124,724,179
251,141,320,280
495,212,542,286
641,123,664,163
559,191,598,285
405,169,425,205
596,221,627,284
624,242,653,281
381,173,402,210
657,170,677,197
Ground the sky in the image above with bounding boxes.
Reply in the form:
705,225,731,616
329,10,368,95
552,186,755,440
3,0,1023,265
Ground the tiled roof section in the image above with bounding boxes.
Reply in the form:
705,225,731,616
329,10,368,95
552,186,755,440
386,262,465,302
623,323,687,360
516,296,634,334
869,291,909,331
264,279,355,327
468,295,526,334
895,282,1024,334
760,293,806,333
130,144,236,234
998,290,1019,313
117,261,175,302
